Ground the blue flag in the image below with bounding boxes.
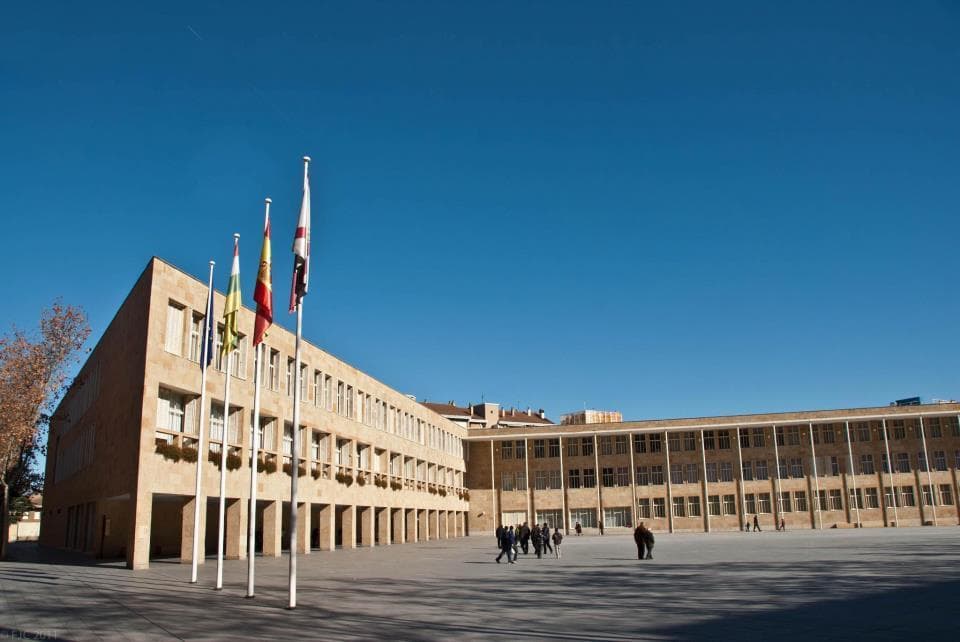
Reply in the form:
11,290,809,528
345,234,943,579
202,283,214,370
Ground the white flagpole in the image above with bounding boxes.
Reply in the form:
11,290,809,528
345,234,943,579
289,156,309,610
247,199,270,598
190,260,215,584
216,232,239,591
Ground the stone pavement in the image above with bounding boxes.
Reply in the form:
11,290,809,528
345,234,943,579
2,527,959,641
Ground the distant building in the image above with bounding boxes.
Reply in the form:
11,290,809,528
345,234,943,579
560,409,623,425
420,401,554,430
7,494,42,542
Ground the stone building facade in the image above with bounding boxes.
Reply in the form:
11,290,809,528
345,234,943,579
41,258,469,569
464,405,960,535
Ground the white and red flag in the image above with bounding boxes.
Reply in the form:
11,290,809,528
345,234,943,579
289,157,311,312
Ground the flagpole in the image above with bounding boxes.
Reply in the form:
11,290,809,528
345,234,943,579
289,155,310,610
216,232,239,590
190,260,215,584
247,198,270,598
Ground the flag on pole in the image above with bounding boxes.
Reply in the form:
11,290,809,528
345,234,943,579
289,157,311,312
253,203,273,346
222,236,242,355
201,275,215,370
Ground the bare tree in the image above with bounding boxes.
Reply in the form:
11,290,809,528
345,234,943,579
0,302,89,559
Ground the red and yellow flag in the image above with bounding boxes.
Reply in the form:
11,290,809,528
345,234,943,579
253,202,273,346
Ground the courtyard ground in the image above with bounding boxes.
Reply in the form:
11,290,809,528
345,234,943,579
1,527,958,640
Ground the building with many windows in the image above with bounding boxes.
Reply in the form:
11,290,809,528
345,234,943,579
41,258,468,569
464,405,960,534
39,258,960,570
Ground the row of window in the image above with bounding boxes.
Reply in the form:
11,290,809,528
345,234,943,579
165,302,463,458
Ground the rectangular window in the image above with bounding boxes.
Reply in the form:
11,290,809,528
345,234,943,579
501,441,513,459
548,439,560,457
599,436,613,456
616,466,629,487
601,467,615,487
515,440,526,460
637,498,651,519
921,484,936,506
534,470,548,490
633,434,646,453
188,312,203,362
567,439,580,457
860,454,875,475
683,432,696,451
268,349,280,390
752,427,765,448
533,439,545,458
653,498,666,518
775,426,785,447
739,429,750,449
718,431,731,450
816,490,828,511
758,493,772,514
603,507,631,528
583,468,596,488
755,460,769,480
515,471,527,491
286,358,294,397
794,490,808,512
917,451,928,472
636,466,649,486
672,496,686,517
722,494,736,515
778,457,788,478
568,468,581,489
822,425,836,444
779,491,791,512
900,485,916,507
549,470,562,489
346,385,354,419
865,487,880,509
501,471,514,492
157,389,186,433
745,493,757,514
741,461,753,481
705,462,718,483
668,432,681,451
708,495,721,516
892,420,906,440
719,462,733,482
829,489,843,511
569,508,597,528
790,458,804,478
650,465,664,485
685,463,699,484
939,484,953,505
703,431,716,450
788,426,801,446
581,437,594,457
670,463,683,484
649,433,662,453
165,302,185,355
896,452,910,473
687,496,701,517
323,375,332,410
856,422,871,442
615,435,628,455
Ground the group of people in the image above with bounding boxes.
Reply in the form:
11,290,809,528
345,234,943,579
496,523,564,563
745,515,786,532
633,522,655,559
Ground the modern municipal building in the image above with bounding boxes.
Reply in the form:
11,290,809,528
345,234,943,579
41,258,960,569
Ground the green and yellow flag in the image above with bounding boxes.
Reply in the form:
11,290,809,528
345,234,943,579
222,235,241,356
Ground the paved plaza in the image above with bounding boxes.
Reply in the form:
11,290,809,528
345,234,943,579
2,527,959,640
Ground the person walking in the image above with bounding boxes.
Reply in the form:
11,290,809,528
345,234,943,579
496,524,504,549
532,524,543,559
520,522,531,554
542,524,553,555
641,524,655,559
753,515,761,532
552,528,563,559
633,523,647,560
512,525,520,559
779,517,785,531
496,526,515,564
575,522,582,536
599,521,604,536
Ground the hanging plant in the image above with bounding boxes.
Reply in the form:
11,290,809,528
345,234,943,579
181,446,198,463
155,442,181,462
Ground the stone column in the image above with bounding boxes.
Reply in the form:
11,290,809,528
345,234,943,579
341,505,357,549
406,508,417,543
318,504,335,551
297,501,310,554
129,491,152,570
262,500,282,557
181,495,206,564
393,507,405,544
360,506,374,547
378,507,391,545
225,498,246,560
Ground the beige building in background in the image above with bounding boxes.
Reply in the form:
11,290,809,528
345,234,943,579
41,258,468,569
561,409,623,425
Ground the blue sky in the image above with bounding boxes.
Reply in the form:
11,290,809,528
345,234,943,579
2,1,958,420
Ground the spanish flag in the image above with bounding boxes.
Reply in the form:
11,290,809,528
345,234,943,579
222,235,241,355
253,202,273,347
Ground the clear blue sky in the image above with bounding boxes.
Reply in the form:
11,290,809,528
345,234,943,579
2,1,958,420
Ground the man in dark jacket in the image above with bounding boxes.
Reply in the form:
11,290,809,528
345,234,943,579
520,522,531,554
542,524,553,554
496,525,504,549
641,524,655,559
531,525,543,559
633,523,646,560
496,526,516,564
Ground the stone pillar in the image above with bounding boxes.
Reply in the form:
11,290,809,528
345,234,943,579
226,498,247,560
129,491,152,570
360,506,374,547
341,505,356,549
419,509,428,541
392,508,405,544
430,510,439,539
318,504,335,551
181,495,206,564
297,502,310,554
443,510,450,538
406,508,417,542
262,501,282,557
377,508,391,545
